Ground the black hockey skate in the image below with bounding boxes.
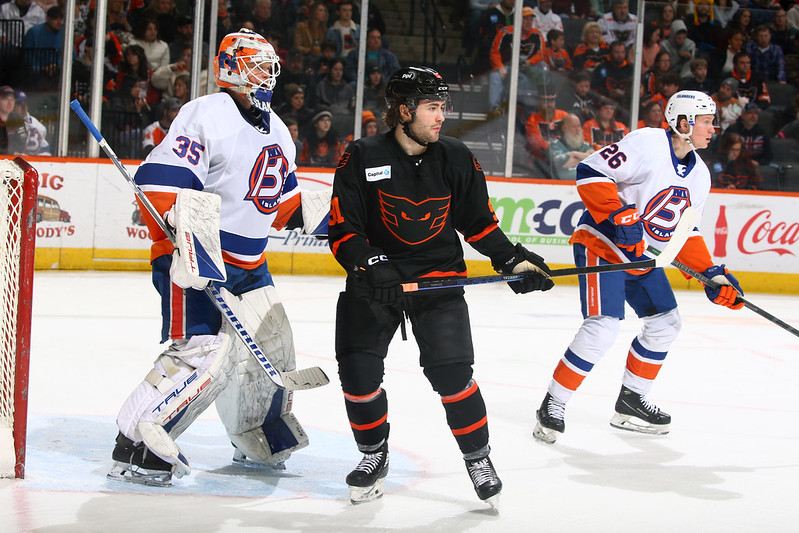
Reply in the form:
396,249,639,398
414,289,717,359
346,441,389,504
610,385,671,435
108,432,174,487
533,393,566,444
465,455,502,509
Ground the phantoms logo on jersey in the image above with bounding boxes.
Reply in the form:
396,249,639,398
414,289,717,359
379,190,450,245
245,144,288,214
642,186,691,241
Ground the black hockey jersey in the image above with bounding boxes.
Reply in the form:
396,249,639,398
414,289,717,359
329,129,516,281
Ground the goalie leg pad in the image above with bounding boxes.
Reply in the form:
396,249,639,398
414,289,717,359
214,286,309,465
116,326,234,476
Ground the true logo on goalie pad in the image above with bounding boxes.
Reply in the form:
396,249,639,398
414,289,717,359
151,370,212,429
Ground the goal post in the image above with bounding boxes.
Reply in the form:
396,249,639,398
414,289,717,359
0,157,38,479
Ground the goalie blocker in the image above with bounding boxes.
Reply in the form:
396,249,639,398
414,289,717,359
110,286,309,486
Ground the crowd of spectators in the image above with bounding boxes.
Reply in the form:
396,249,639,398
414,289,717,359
468,0,799,188
1,0,799,187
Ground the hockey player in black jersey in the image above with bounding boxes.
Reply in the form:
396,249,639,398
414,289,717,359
328,66,554,508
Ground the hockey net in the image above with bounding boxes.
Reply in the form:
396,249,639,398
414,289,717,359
0,157,38,479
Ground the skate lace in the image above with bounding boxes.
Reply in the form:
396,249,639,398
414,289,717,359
640,395,660,415
547,397,566,421
353,451,384,475
467,458,498,486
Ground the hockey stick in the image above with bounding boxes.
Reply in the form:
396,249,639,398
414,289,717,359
669,260,799,338
70,100,329,390
402,206,698,293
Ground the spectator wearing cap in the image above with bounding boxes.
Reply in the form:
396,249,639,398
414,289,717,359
326,0,359,58
487,6,545,116
342,110,380,151
724,102,772,164
599,0,637,48
275,83,314,135
299,110,342,166
0,0,46,45
363,61,387,115
344,27,400,84
142,97,181,156
660,19,696,78
525,94,568,160
272,49,316,109
731,51,771,108
9,90,50,155
712,77,746,133
22,6,66,77
0,86,19,154
582,98,629,149
745,24,787,83
532,0,563,41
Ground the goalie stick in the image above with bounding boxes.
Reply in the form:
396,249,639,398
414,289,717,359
70,100,329,391
402,206,697,293
668,260,799,339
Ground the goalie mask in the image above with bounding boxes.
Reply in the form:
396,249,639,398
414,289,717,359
665,90,716,147
214,29,281,113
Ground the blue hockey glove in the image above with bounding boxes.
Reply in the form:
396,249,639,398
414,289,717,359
702,265,745,310
495,243,554,294
608,204,645,257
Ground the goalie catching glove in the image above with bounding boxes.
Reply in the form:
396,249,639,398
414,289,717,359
702,265,745,310
494,243,554,294
608,204,645,257
352,251,404,305
167,189,226,290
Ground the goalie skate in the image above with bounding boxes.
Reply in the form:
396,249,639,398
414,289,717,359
232,449,286,470
346,442,389,504
107,432,174,487
609,386,671,435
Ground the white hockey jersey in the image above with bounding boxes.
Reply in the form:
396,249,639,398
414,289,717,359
135,92,298,268
571,127,710,263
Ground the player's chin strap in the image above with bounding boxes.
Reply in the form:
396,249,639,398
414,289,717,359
401,112,428,147
671,124,696,151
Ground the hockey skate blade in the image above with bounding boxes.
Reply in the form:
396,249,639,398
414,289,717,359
533,421,562,444
281,367,330,391
483,492,501,511
107,462,172,487
609,413,670,435
349,478,386,505
232,450,287,470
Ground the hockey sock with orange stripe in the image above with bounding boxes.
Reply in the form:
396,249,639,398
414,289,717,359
344,388,389,450
440,380,489,454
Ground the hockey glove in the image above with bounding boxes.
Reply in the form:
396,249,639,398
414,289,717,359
702,265,745,310
355,252,404,305
495,243,554,294
608,204,645,257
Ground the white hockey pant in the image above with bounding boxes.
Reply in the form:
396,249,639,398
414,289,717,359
214,285,309,466
115,324,235,478
622,308,681,395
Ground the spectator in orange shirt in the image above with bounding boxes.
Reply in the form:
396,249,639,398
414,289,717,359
543,29,573,72
488,6,546,116
637,100,669,129
142,97,181,156
572,21,609,71
582,97,629,148
526,93,569,159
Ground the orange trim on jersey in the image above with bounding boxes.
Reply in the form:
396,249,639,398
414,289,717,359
465,223,499,243
151,240,175,262
441,381,478,404
625,352,662,380
674,235,714,274
330,232,357,256
221,251,266,270
451,416,487,436
344,388,383,403
169,282,185,339
576,181,623,222
553,360,586,391
272,194,301,230
350,413,388,431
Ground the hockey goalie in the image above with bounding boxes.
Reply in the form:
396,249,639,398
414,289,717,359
108,29,330,487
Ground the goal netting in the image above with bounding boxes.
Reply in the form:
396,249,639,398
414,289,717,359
0,157,38,479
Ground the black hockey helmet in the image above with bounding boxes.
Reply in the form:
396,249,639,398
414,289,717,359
385,66,452,113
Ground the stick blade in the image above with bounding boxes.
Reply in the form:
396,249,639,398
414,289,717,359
653,206,698,267
281,367,330,391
